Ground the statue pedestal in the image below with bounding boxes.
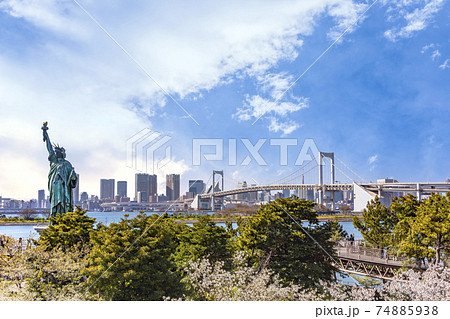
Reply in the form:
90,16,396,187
34,225,48,234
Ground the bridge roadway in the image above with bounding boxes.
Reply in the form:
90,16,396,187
198,181,450,203
199,183,353,199
358,182,450,194
334,240,417,281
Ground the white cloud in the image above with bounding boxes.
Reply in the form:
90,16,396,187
439,59,450,70
326,1,368,40
368,154,378,165
431,49,441,61
234,72,309,131
268,117,300,136
421,43,435,53
420,43,447,67
0,0,87,37
368,154,378,172
384,0,445,41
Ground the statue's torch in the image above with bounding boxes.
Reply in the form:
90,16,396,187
42,121,48,141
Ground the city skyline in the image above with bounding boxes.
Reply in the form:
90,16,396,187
1,1,449,200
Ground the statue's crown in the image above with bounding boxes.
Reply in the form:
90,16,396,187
53,143,65,152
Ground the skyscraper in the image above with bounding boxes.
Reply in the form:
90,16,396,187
38,189,45,208
80,192,89,202
73,173,80,205
234,181,248,200
166,174,180,201
117,181,127,197
100,179,115,200
135,173,157,202
149,174,157,199
189,180,205,195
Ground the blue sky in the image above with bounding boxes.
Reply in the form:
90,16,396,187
0,0,449,200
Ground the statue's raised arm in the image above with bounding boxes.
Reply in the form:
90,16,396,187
42,122,55,157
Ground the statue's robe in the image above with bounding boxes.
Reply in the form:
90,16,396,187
48,153,78,219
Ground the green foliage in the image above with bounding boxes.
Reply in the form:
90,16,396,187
237,197,337,287
25,244,94,300
85,213,186,300
353,196,397,248
329,218,348,242
38,207,96,251
216,204,259,217
174,215,234,271
339,205,352,213
410,193,450,265
389,194,423,261
19,208,37,220
354,193,450,266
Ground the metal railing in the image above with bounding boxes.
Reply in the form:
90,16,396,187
335,240,407,267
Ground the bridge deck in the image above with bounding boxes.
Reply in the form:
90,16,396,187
200,183,353,198
336,240,406,268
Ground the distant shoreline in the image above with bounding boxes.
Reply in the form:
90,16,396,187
176,215,363,224
0,222,49,226
0,215,362,226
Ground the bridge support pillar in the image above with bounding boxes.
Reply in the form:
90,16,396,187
212,170,224,211
318,152,335,208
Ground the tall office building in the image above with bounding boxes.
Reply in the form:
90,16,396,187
73,174,80,205
149,174,157,199
233,181,248,201
249,184,257,201
166,174,180,201
135,174,149,202
135,173,157,202
189,180,205,195
117,181,127,197
100,179,115,200
80,192,89,202
38,189,45,208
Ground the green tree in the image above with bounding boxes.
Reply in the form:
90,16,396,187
410,193,450,266
37,207,96,251
25,245,94,300
237,197,336,287
19,208,37,220
174,215,234,271
353,196,397,248
329,218,348,242
339,205,352,214
389,194,422,261
85,213,186,300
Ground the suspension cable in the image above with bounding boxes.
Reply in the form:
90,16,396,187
323,157,357,184
335,155,367,183
275,163,319,184
267,153,317,185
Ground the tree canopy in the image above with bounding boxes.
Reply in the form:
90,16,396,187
354,192,450,267
85,213,186,300
237,197,337,287
38,207,96,251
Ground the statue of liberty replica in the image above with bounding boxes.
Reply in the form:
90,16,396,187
42,122,78,224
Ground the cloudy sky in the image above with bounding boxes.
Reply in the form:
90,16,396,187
0,0,449,200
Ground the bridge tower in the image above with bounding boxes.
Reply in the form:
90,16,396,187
212,170,224,211
318,152,335,209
